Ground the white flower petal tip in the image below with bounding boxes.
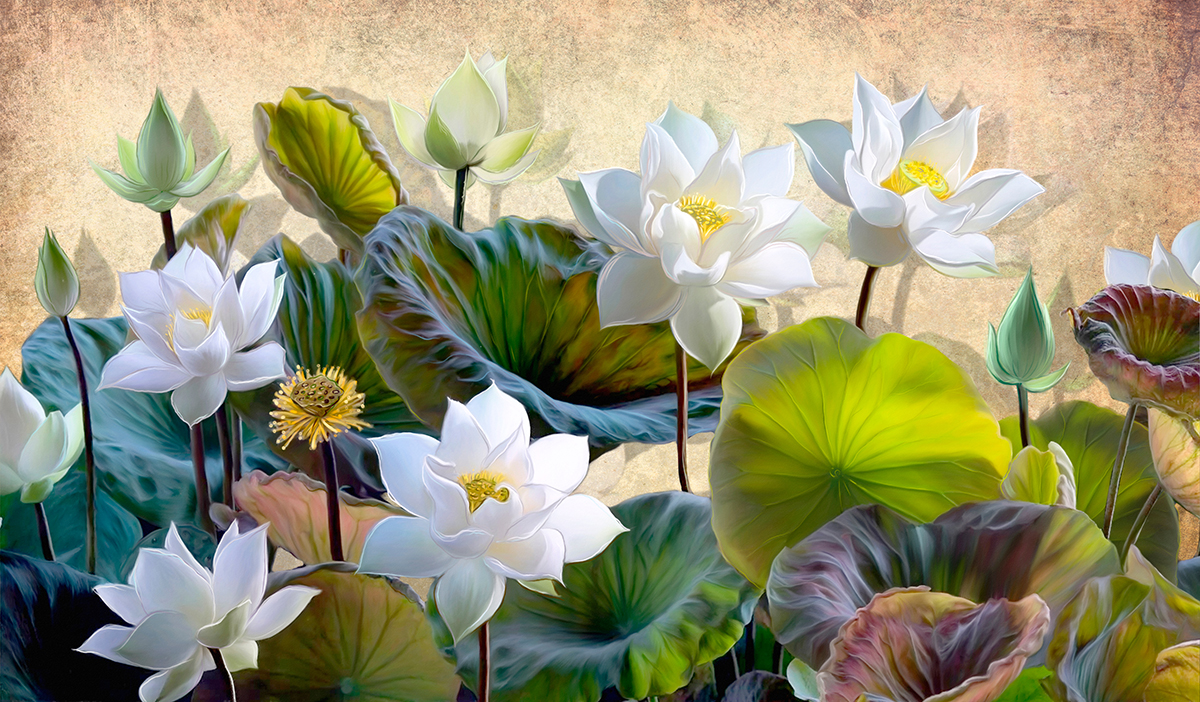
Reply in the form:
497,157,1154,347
0,367,82,500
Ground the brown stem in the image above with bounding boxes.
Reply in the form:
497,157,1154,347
675,341,691,493
191,424,214,535
210,647,236,702
854,265,880,332
230,414,243,484
1017,385,1031,449
60,316,96,573
34,501,55,561
216,405,234,506
477,620,491,702
1121,484,1162,564
161,210,177,259
320,440,344,561
1102,404,1138,538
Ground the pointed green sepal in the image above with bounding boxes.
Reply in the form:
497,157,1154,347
170,146,229,198
1024,363,1071,393
117,136,143,183
89,161,160,204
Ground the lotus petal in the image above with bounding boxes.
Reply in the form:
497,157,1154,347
1148,408,1200,517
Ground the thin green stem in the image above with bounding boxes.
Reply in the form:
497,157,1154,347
216,405,234,507
1121,484,1162,564
161,210,177,259
675,341,691,493
453,167,468,231
855,265,880,332
191,424,214,535
230,413,243,485
478,620,491,702
772,640,784,675
743,620,756,671
210,647,236,702
320,440,344,561
60,316,96,573
1103,404,1138,538
1017,385,1031,448
34,501,55,561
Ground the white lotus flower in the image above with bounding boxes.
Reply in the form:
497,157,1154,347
98,244,287,426
78,522,319,702
358,384,627,643
0,368,83,504
561,102,830,369
1105,220,1200,299
790,74,1045,278
391,50,539,188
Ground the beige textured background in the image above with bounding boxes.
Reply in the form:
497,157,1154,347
1,0,1197,552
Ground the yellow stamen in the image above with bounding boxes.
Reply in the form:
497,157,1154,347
881,159,951,200
269,366,371,450
678,195,731,241
457,471,510,512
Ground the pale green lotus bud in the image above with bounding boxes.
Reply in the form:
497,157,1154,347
1002,442,1076,508
987,268,1068,392
90,89,229,212
34,228,79,317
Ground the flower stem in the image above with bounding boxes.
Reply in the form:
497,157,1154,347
713,647,738,696
1121,484,1162,564
210,647,237,702
453,167,468,231
34,501,55,561
192,424,214,535
320,440,344,561
478,620,491,702
161,210,177,259
675,341,691,493
1017,384,1031,448
1103,403,1138,538
772,640,784,675
230,414,243,485
60,315,96,574
743,620,756,671
216,405,235,507
854,265,880,332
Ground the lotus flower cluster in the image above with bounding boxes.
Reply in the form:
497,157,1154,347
79,522,319,702
99,244,287,426
0,368,83,503
358,384,627,642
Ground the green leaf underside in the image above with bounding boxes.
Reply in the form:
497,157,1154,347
427,492,759,702
355,207,765,454
999,401,1180,580
710,316,1012,587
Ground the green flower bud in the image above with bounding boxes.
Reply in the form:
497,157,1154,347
987,268,1068,392
137,88,189,192
34,228,79,317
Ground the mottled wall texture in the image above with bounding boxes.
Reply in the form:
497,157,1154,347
0,0,1197,551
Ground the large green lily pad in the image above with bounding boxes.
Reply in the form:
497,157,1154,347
710,316,1012,587
355,206,764,456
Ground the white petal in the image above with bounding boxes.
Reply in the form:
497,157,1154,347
1104,247,1152,286
423,466,492,558
209,278,246,350
670,286,743,371
0,368,46,470
465,384,531,451
238,262,283,346
485,529,566,581
852,73,904,184
506,484,568,541
1172,220,1200,274
223,344,285,391
164,523,211,583
16,410,66,483
1149,235,1200,296
0,463,22,496
892,86,944,150
741,143,795,198
173,323,231,377
95,584,148,624
469,484,525,538
242,585,320,640
578,167,651,253
686,130,745,207
374,432,439,517
56,404,85,475
946,169,1044,234
471,149,540,185
137,648,213,702
904,187,974,234
429,52,502,161
908,228,1000,278
132,549,214,630
434,558,506,643
99,341,191,393
543,494,628,563
749,197,831,260
219,640,258,673
77,624,137,666
562,177,615,245
697,211,759,267
115,610,202,670
358,516,455,577
170,374,227,426
788,119,853,207
118,270,169,314
663,242,731,287
481,55,508,130
197,599,252,649
527,434,590,493
653,204,704,269
640,123,695,203
121,307,178,364
654,101,719,175
596,251,683,327
211,522,269,617
844,151,905,228
391,99,437,167
718,242,818,299
433,400,490,476
902,106,981,192
848,212,910,267
475,126,538,173
167,245,225,303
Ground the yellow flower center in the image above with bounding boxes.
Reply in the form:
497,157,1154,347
678,195,731,241
458,471,511,512
292,375,343,417
268,366,372,450
882,159,951,200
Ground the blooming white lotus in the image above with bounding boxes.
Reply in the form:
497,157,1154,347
99,244,287,426
561,103,830,369
1105,220,1200,299
358,384,627,643
391,51,539,188
78,522,319,702
790,75,1045,277
0,368,83,503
